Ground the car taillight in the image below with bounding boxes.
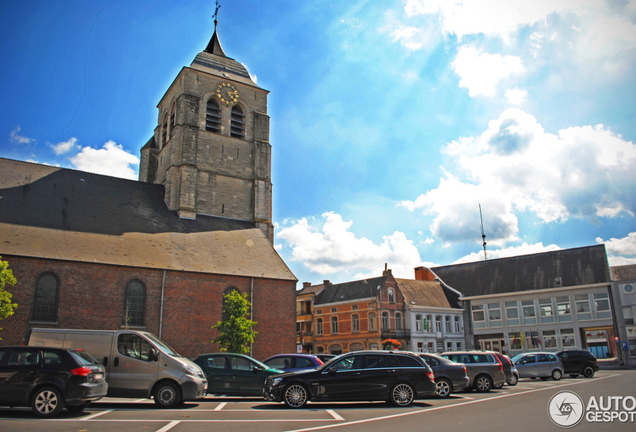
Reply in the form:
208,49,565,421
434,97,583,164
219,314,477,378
463,366,467,375
495,355,503,371
71,367,92,376
426,371,435,383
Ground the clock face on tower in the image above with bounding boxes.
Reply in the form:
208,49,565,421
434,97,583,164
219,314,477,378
216,82,240,106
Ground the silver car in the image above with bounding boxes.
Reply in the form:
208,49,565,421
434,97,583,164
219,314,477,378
511,352,564,380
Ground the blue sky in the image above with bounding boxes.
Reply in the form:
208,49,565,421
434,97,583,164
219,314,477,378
1,0,635,286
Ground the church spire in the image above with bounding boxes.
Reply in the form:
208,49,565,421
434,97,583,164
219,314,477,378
204,0,226,56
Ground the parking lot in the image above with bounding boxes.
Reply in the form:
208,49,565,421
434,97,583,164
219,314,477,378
1,370,635,432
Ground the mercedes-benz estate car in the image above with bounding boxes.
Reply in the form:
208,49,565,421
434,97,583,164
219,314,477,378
418,353,470,397
264,350,437,408
440,351,506,392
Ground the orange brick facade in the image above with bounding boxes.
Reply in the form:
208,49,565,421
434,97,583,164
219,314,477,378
1,255,296,361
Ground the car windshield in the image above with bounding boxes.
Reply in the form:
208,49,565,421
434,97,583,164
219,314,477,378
145,333,181,357
511,354,524,363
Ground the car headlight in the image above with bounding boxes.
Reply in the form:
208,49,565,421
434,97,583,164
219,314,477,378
271,377,283,387
185,364,199,376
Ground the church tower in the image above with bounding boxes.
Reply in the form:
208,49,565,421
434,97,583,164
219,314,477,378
139,17,273,243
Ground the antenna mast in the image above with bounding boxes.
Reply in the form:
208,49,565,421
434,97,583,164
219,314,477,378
479,204,488,260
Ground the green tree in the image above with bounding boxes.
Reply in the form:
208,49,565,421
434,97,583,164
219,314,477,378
0,256,18,339
211,290,257,354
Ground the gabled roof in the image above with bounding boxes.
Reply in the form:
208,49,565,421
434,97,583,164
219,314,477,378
396,279,461,309
611,264,636,282
314,277,386,305
296,284,324,297
431,245,610,297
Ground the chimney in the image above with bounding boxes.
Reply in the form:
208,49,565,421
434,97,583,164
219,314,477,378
414,266,436,281
323,280,330,287
302,282,312,288
382,263,392,277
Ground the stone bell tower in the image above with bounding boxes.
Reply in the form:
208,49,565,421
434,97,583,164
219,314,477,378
139,19,273,243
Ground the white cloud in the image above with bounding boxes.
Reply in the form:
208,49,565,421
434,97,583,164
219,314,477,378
452,242,562,264
390,25,426,51
9,126,34,144
452,46,525,97
505,88,528,105
69,141,139,180
277,211,424,279
597,232,636,257
607,255,636,266
49,137,77,155
401,108,636,243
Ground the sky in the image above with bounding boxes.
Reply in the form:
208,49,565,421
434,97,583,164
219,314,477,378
1,0,635,286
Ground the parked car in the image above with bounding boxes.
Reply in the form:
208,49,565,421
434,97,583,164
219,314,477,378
511,352,564,380
418,353,470,398
554,349,599,378
0,346,108,417
440,351,506,392
264,350,437,408
262,354,323,372
508,357,520,386
490,352,515,387
193,353,283,396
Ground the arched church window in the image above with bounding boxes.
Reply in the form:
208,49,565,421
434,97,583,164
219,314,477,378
230,105,245,139
124,279,145,327
170,103,176,129
32,273,59,322
161,114,168,148
206,99,221,133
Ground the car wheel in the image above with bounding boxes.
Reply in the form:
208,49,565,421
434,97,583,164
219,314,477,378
474,375,492,392
570,374,579,378
32,386,64,418
435,378,452,398
153,382,181,408
507,373,519,386
583,366,595,378
283,383,308,408
66,402,89,413
390,383,415,407
552,370,562,380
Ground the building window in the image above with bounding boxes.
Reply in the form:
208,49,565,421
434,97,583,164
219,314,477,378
368,312,376,331
331,307,337,313
352,314,360,332
509,332,522,351
525,330,540,350
472,305,486,329
32,273,59,322
162,114,168,147
316,318,323,335
594,293,611,319
445,316,452,332
556,296,572,322
382,311,390,329
454,316,461,332
230,105,245,139
561,328,575,347
395,312,402,330
317,309,322,315
415,314,423,332
369,343,379,350
352,304,358,310
124,279,145,327
542,330,558,349
426,314,432,331
388,288,395,303
505,301,520,326
206,99,221,133
488,303,502,327
539,298,555,324
170,103,176,129
417,342,424,352
435,315,442,332
575,294,592,320
447,342,452,350
522,300,537,325
331,316,339,334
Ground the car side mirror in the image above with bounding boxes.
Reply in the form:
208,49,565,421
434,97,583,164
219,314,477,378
150,348,159,362
252,366,262,372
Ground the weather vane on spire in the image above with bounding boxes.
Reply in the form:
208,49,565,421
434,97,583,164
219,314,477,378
213,0,221,29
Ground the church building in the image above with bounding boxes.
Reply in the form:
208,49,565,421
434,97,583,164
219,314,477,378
0,22,297,360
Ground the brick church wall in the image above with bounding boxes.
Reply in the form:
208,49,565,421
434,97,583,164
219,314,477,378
0,255,296,361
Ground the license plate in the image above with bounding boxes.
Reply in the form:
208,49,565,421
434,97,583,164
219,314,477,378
94,373,103,380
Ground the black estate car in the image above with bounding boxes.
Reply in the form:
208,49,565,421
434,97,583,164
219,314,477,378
0,346,108,417
554,349,600,378
264,350,437,408
418,353,470,397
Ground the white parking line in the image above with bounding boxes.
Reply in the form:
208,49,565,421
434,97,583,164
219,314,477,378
214,402,227,411
327,410,344,421
80,409,113,420
156,420,180,432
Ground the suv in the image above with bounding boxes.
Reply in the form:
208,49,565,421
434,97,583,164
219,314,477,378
264,350,437,408
554,349,599,378
0,346,108,417
440,351,506,392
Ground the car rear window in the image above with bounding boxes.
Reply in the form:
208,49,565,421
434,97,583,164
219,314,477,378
397,355,424,368
43,350,64,366
69,350,95,366
421,355,440,366
296,357,316,368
